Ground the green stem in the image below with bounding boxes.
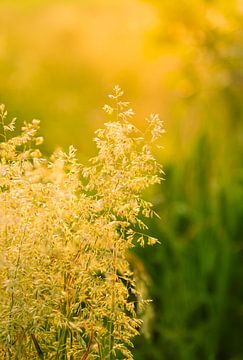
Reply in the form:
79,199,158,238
108,243,117,360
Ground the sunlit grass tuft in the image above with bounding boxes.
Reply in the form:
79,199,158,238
0,87,164,360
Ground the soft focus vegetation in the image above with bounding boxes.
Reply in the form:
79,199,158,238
0,0,243,359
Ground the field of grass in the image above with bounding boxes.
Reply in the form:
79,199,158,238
0,0,243,359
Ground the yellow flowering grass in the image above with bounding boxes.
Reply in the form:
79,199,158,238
0,87,164,360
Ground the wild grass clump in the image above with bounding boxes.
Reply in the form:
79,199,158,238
0,86,164,360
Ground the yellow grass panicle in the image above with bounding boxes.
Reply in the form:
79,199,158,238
0,87,164,359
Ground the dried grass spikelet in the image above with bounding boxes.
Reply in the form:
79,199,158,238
0,86,164,359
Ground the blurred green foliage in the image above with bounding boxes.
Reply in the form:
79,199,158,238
0,0,243,359
134,136,243,359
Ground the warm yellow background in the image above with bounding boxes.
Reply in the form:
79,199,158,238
1,1,243,359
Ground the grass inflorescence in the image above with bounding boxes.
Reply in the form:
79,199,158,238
0,87,164,360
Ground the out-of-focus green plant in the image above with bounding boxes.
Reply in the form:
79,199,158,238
0,87,164,360
133,134,243,360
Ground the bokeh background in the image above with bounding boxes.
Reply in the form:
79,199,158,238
1,0,243,359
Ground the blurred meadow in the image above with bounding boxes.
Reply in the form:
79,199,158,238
1,0,243,359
